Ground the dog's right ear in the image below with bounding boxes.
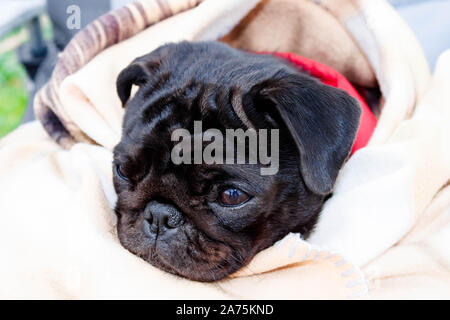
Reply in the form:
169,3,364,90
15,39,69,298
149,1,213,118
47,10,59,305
116,55,161,106
246,72,361,195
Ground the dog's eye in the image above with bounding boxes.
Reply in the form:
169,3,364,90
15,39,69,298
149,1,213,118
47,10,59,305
219,188,249,207
115,164,130,182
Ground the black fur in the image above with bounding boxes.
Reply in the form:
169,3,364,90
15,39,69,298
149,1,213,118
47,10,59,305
113,41,361,281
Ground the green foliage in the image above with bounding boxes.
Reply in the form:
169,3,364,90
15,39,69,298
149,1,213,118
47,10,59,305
0,51,28,138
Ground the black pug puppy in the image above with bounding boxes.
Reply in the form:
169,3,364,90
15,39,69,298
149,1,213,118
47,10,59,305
113,41,361,281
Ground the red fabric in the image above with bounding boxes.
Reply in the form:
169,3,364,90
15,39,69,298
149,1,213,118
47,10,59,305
268,52,377,155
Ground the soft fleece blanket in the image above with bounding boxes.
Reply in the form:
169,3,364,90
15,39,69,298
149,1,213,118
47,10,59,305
0,0,449,299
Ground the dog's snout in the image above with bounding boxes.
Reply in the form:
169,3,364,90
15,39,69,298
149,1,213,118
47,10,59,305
144,201,184,234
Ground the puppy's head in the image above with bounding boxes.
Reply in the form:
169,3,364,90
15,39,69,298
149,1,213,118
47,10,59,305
113,41,360,281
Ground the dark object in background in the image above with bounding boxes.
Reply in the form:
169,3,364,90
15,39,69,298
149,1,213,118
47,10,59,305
17,17,47,80
20,0,111,123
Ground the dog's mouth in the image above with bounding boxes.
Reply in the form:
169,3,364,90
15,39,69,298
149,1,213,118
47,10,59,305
144,245,244,282
118,218,246,282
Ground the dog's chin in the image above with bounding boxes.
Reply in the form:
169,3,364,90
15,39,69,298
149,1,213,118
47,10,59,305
117,223,244,282
144,250,242,282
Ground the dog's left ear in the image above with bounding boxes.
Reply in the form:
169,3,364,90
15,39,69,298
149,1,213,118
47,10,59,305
248,73,361,195
116,54,161,106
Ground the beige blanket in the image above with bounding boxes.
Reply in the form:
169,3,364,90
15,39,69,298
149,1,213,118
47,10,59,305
0,0,449,299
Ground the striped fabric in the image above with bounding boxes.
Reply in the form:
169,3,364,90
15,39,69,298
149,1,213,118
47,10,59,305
34,0,204,149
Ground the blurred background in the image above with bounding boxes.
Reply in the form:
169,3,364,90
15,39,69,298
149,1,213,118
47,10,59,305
0,0,449,138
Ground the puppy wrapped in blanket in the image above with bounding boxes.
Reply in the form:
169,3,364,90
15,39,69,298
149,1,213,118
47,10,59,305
114,41,361,281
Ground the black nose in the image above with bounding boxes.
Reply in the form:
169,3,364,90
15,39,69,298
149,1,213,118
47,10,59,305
144,201,184,234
